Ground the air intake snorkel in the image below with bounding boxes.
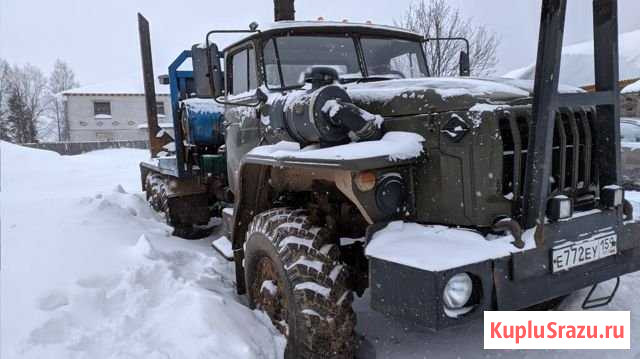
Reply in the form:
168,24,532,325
273,66,383,146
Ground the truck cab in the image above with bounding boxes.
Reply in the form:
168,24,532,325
138,2,640,357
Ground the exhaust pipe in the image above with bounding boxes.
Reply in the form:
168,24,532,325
138,13,172,158
274,0,295,21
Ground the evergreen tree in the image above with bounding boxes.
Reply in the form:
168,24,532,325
7,87,37,144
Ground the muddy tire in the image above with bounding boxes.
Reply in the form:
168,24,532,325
144,173,209,239
244,208,356,359
145,173,171,219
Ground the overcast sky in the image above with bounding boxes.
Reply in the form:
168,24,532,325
1,0,639,86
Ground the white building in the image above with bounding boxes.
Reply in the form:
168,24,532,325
62,75,173,142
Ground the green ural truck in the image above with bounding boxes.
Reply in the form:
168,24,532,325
138,0,639,357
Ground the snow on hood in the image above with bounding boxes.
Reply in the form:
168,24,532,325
347,77,530,102
249,131,425,162
344,77,536,117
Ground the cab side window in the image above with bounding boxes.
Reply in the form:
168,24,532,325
230,46,257,95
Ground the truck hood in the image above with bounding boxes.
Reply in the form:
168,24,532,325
344,77,584,117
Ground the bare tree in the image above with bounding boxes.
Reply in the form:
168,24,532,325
5,64,48,144
396,0,500,77
0,59,12,141
48,59,78,141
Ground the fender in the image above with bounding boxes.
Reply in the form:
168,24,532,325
231,152,422,294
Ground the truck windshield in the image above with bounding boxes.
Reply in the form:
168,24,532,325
360,37,428,79
263,36,362,88
263,35,428,89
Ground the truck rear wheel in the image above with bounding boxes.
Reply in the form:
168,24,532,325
244,208,356,359
144,173,210,239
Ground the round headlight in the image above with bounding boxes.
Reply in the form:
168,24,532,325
443,273,473,310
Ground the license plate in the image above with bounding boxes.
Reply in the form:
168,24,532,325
552,234,617,272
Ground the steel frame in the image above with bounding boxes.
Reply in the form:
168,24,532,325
522,0,621,230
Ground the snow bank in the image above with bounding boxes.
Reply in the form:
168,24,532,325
504,29,640,87
1,142,285,359
22,237,283,359
249,131,425,162
622,79,640,94
365,221,536,272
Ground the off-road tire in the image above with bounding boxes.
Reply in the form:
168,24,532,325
145,173,171,219
144,173,208,239
244,208,356,359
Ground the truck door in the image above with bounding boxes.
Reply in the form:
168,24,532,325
224,43,261,192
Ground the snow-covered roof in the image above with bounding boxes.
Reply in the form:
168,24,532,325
259,20,421,37
622,79,640,94
504,29,640,87
62,73,170,96
223,20,423,51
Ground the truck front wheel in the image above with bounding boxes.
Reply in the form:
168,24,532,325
244,208,356,359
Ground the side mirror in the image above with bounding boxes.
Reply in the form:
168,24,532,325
459,51,470,77
207,43,225,97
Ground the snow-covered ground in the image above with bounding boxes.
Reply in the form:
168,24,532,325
1,143,284,359
2,142,639,358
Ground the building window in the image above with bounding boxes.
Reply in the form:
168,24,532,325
94,101,111,116
156,101,165,116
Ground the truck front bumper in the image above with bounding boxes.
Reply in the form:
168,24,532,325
367,211,640,331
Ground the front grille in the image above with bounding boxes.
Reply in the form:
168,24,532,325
498,106,598,213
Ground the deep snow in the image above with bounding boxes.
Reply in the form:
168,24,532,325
2,142,639,358
1,143,284,359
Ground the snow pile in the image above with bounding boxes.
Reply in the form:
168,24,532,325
1,142,284,359
622,79,640,94
365,221,536,272
22,235,283,359
505,29,640,87
249,131,425,162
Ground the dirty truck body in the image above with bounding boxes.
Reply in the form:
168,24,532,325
138,0,639,356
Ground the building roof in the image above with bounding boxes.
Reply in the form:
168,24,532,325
62,73,170,96
504,29,640,87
